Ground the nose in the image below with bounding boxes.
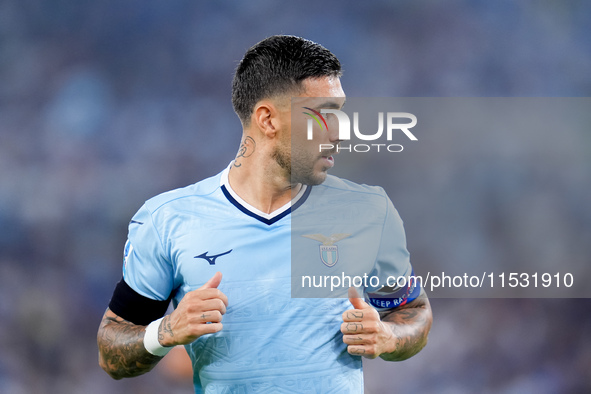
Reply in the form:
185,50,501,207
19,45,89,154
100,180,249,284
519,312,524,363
326,118,341,144
327,127,341,143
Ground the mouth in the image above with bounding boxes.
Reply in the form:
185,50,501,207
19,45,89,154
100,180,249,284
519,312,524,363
319,154,335,168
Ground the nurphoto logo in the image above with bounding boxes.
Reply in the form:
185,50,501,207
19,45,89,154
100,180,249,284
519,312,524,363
304,108,418,153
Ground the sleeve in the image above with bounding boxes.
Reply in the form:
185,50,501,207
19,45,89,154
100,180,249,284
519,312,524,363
364,195,421,311
121,204,174,301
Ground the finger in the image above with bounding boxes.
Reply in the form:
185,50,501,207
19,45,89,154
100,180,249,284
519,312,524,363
342,334,371,345
199,271,222,290
193,298,227,315
341,321,364,334
348,287,370,310
187,288,229,306
341,320,378,334
342,309,365,322
347,345,377,359
192,310,223,324
192,322,223,337
347,345,367,356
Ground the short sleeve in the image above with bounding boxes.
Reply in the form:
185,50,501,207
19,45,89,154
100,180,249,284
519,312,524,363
122,204,174,301
364,196,421,311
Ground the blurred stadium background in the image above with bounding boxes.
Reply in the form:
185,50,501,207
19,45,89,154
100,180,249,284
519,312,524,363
0,0,590,393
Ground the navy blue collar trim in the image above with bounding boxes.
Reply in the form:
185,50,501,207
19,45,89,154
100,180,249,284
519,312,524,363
220,185,312,225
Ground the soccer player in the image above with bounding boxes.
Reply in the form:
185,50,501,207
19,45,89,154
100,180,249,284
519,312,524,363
98,35,432,393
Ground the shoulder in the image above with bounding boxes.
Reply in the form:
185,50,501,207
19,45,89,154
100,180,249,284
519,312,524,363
305,175,394,220
318,174,387,195
143,171,222,214
313,174,388,202
129,171,224,239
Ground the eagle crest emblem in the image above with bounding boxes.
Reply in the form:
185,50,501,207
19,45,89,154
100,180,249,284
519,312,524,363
301,233,352,267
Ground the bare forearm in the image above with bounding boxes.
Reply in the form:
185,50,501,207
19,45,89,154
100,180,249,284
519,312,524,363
97,308,163,379
379,292,432,361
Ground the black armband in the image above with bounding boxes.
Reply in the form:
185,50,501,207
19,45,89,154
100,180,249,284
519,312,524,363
108,278,171,325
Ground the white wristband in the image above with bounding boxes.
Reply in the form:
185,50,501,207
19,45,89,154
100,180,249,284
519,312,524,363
144,317,173,356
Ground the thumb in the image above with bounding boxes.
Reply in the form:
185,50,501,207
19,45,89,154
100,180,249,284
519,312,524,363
199,271,222,290
348,287,369,309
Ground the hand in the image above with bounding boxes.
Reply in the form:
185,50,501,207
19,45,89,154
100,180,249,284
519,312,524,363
158,272,228,347
341,287,395,359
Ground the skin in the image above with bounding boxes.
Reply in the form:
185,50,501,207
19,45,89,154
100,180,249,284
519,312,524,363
228,76,345,214
98,272,227,379
342,287,432,361
230,77,432,360
97,75,432,380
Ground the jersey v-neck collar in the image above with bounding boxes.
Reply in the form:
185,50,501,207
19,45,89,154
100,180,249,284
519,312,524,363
219,163,311,225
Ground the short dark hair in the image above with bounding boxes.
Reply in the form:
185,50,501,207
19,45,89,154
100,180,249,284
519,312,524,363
231,35,342,125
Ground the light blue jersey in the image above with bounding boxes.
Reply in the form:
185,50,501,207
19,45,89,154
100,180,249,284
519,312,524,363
291,172,415,305
123,163,415,393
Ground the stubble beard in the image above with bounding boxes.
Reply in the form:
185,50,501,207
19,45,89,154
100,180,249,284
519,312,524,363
272,146,327,186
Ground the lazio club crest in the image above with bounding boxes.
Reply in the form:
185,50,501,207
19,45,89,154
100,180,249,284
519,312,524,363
301,233,352,267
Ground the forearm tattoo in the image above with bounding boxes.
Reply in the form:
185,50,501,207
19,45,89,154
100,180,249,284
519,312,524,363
380,293,432,361
97,309,163,379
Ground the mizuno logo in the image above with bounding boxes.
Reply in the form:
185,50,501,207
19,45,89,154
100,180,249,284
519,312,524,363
194,250,233,265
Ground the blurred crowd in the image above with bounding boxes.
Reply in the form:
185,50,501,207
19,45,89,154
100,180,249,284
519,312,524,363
0,0,590,393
